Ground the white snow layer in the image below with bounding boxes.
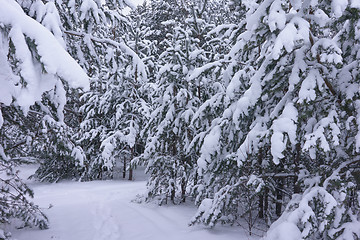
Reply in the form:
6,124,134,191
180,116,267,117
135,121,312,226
198,125,221,173
270,102,298,164
0,0,89,108
272,17,310,60
331,0,348,18
10,165,255,240
303,110,340,155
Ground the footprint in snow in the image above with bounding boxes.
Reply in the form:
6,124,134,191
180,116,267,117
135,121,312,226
92,203,121,240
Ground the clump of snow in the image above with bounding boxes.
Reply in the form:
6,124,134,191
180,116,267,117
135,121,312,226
314,9,330,27
268,0,286,32
71,146,86,166
264,221,301,240
298,69,318,103
351,0,360,8
272,17,310,60
303,110,340,155
270,102,298,164
198,125,221,173
263,186,337,240
331,0,348,18
236,120,267,165
246,0,272,31
311,39,342,65
29,1,65,47
289,0,302,10
80,0,101,23
189,61,222,81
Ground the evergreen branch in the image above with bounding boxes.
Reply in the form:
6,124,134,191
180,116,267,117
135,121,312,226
4,140,27,152
64,107,81,116
309,32,339,100
316,60,338,99
63,30,146,78
260,173,298,178
323,158,360,189
64,30,123,48
198,0,208,17
28,110,45,117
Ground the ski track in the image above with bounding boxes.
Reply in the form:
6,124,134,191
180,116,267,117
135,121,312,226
93,203,121,240
10,178,255,240
123,202,176,233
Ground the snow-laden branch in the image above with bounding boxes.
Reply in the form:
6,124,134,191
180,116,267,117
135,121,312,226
323,157,360,189
188,61,223,81
64,30,147,80
0,1,89,91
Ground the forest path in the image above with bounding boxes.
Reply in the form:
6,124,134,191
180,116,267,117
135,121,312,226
10,165,253,240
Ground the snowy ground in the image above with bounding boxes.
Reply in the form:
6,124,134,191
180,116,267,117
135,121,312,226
7,165,259,240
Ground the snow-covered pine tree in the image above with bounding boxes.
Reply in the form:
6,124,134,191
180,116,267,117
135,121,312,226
66,0,149,180
137,0,223,204
33,113,85,182
17,0,147,181
137,0,187,56
186,0,248,207
189,0,265,231
15,0,107,181
78,29,148,180
141,22,196,204
263,1,360,239
0,0,88,233
192,0,360,239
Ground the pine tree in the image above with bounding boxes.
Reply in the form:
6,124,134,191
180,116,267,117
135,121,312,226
140,20,196,203
186,0,247,208
64,0,149,180
191,0,360,239
78,33,148,180
136,0,224,204
0,0,88,233
189,0,262,231
16,0,147,181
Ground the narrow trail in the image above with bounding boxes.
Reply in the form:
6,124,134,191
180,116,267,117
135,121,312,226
10,167,254,240
93,203,121,240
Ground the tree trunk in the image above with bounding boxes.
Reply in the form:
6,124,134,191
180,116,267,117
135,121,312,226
258,149,264,219
128,147,134,181
259,194,264,219
123,158,126,179
181,176,186,203
276,178,284,217
170,181,175,203
294,143,301,194
128,167,133,181
264,187,269,221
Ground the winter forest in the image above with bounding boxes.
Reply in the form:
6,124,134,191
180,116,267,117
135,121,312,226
0,0,360,239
